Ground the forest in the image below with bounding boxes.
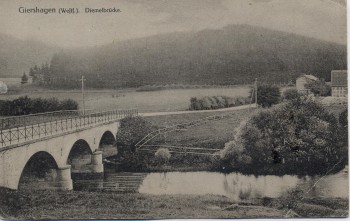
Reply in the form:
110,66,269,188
28,25,347,89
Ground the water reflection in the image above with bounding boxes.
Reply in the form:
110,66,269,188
139,170,348,199
74,170,348,200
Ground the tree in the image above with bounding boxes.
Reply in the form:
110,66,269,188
154,148,171,165
282,88,301,100
252,84,281,108
305,79,331,96
21,72,28,84
221,96,344,174
339,109,348,128
116,116,157,152
339,109,348,147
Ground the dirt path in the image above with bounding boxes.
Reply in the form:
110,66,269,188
141,104,256,117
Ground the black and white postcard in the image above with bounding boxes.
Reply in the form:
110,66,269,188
0,0,348,219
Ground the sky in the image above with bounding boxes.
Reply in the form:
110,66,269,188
0,0,346,48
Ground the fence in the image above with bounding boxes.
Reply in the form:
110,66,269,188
0,109,138,148
0,110,80,130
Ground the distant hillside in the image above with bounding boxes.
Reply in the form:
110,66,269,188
32,25,347,88
0,33,58,77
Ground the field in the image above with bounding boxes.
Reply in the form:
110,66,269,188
0,84,250,113
145,108,256,149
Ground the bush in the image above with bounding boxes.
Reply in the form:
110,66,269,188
154,148,171,165
339,109,348,128
305,79,331,96
116,116,157,152
338,109,348,148
252,84,281,108
189,95,251,110
220,96,345,175
283,88,301,100
59,99,79,110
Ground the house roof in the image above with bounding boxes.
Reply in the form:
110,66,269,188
297,74,318,81
331,70,347,87
303,75,318,81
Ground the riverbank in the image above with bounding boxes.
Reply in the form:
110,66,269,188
0,188,347,219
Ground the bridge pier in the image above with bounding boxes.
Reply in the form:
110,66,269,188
55,166,73,190
91,151,104,173
70,151,104,190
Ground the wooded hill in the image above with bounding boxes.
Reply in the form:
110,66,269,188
0,33,58,77
30,25,347,88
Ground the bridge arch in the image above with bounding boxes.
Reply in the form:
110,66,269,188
98,130,117,158
67,139,93,172
68,139,93,159
99,130,116,146
18,151,58,190
67,139,103,190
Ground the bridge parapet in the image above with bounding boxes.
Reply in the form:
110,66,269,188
0,110,80,130
0,109,138,149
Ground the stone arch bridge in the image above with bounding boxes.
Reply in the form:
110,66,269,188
0,109,137,190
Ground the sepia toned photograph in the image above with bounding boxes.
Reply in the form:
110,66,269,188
0,0,348,219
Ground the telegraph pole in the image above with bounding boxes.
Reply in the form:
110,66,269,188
255,78,258,106
80,75,86,115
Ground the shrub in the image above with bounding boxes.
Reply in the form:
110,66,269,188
235,97,245,105
116,116,157,152
154,148,171,165
225,97,236,107
59,99,79,110
251,84,281,108
338,109,348,148
215,96,226,108
189,95,251,111
339,109,348,128
305,79,331,96
220,96,345,175
201,97,212,109
283,88,301,100
190,97,200,110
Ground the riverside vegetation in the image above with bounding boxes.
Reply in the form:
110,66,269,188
108,94,347,175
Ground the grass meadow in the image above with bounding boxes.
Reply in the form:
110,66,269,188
145,108,256,149
0,86,251,113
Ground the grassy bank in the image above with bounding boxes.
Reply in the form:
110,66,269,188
109,109,255,172
0,188,347,219
145,108,255,149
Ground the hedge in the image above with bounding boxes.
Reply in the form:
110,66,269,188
189,96,251,110
0,96,78,116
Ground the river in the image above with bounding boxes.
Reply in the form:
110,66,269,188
74,169,348,200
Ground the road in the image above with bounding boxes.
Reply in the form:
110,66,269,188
140,104,256,117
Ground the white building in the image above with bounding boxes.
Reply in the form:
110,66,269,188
296,74,318,94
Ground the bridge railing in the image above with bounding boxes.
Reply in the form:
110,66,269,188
0,109,138,148
0,110,81,130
